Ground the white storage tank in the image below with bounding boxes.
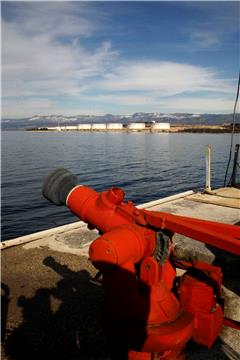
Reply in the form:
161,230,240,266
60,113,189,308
91,123,107,130
151,122,170,131
64,126,78,130
78,124,92,130
127,123,146,130
106,123,123,130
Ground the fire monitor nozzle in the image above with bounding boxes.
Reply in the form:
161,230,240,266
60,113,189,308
42,168,77,205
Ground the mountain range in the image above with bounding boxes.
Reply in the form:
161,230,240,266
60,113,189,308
1,112,236,130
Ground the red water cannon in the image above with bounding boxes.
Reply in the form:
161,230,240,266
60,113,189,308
43,169,240,360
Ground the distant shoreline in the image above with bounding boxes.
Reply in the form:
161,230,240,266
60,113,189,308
25,124,239,133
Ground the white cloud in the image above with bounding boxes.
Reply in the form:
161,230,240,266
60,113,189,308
158,97,236,113
89,93,154,106
95,61,233,96
2,3,117,98
2,97,107,118
2,2,237,117
190,31,220,47
3,2,93,39
2,98,55,118
83,93,235,114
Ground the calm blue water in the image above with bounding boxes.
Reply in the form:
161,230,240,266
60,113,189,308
1,131,237,240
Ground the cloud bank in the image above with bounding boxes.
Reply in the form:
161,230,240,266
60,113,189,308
2,2,238,118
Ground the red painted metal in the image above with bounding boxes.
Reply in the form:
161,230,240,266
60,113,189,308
67,185,138,233
143,211,240,256
67,185,240,256
223,317,240,331
177,262,223,348
65,185,240,359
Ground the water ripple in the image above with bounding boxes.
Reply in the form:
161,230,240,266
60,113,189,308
1,131,238,240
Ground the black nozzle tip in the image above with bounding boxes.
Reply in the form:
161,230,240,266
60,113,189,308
42,168,77,205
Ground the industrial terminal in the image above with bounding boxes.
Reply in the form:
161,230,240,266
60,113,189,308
26,122,238,133
28,122,171,132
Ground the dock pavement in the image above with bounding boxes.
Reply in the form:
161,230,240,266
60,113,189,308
1,187,240,360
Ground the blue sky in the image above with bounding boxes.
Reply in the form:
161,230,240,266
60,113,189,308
2,1,240,118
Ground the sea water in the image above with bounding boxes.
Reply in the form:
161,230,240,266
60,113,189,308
1,131,238,240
